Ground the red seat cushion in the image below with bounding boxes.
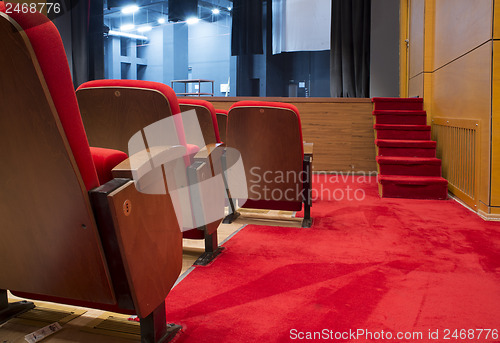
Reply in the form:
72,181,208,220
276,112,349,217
229,101,304,157
90,147,128,185
7,8,99,191
178,98,221,143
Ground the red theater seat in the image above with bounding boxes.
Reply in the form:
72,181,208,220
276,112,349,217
0,6,182,341
177,98,221,144
225,101,313,227
76,81,226,265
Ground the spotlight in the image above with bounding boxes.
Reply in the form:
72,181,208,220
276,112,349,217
227,6,232,11
121,5,139,14
186,17,199,25
158,17,165,24
138,25,152,33
109,30,148,41
120,24,135,31
212,8,220,15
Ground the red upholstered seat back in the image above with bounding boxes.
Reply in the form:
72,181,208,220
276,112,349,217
178,98,221,144
5,5,99,191
0,2,5,12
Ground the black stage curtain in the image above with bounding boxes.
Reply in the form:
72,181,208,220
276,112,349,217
52,0,104,88
330,0,371,98
231,0,263,56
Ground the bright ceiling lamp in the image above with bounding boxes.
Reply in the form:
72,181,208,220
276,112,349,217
227,6,232,11
186,17,199,24
120,24,135,31
158,17,165,24
122,5,139,14
108,30,148,41
212,8,220,15
138,25,152,33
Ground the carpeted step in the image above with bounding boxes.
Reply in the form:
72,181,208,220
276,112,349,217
377,156,442,176
376,139,436,157
373,110,428,125
374,124,431,140
378,175,448,199
372,97,423,111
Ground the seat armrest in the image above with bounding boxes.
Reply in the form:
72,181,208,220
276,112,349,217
91,180,182,318
193,143,225,161
112,145,186,179
303,142,313,158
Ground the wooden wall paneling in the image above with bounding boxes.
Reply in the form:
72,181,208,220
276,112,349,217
408,72,424,97
491,41,500,206
424,0,435,73
201,98,375,172
431,42,492,206
290,101,376,172
494,0,500,39
400,0,409,97
422,0,435,118
433,0,493,69
423,72,433,123
409,0,425,78
298,103,353,172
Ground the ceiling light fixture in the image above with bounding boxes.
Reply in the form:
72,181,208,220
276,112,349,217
108,30,148,41
138,25,152,33
121,5,139,14
212,8,220,15
186,17,200,25
120,24,135,31
158,17,165,24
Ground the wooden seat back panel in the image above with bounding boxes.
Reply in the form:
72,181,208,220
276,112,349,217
77,88,176,154
216,113,227,143
0,14,115,304
227,106,303,204
179,104,218,145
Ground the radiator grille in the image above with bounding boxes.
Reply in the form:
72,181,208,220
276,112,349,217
432,118,480,208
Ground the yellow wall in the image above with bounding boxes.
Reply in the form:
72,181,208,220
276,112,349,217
402,0,500,217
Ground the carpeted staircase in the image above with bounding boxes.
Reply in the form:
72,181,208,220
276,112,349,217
372,97,448,200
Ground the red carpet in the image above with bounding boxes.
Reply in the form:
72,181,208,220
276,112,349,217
166,175,500,342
